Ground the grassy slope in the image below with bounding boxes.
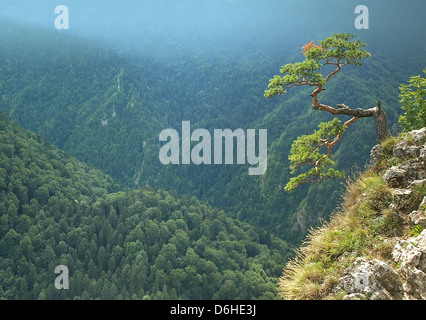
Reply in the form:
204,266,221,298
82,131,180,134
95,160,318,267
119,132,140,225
278,131,426,299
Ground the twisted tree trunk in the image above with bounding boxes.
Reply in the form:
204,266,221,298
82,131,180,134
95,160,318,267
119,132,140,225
374,101,388,143
312,86,388,144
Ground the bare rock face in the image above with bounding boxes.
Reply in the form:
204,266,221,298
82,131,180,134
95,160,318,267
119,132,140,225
370,144,382,168
335,128,426,300
382,128,426,189
410,209,426,226
411,127,426,144
410,196,426,225
337,230,426,300
392,230,426,300
383,166,407,188
337,258,404,300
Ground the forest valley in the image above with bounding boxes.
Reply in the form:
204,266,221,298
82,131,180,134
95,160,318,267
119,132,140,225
0,0,425,300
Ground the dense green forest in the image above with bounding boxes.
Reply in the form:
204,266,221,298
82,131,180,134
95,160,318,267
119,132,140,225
0,0,425,300
0,112,292,299
1,20,425,244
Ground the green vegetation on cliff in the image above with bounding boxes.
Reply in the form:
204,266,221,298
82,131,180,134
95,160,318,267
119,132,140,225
277,71,426,299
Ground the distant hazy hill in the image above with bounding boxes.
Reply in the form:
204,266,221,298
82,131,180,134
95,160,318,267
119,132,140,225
0,9,425,246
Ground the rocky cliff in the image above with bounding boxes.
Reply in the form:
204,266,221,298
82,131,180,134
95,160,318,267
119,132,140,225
278,128,426,300
338,127,426,300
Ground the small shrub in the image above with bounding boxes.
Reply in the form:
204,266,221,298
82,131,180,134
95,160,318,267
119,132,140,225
381,136,398,156
360,175,393,211
408,225,424,238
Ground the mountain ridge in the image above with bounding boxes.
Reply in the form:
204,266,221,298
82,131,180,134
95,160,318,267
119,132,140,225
3,20,425,246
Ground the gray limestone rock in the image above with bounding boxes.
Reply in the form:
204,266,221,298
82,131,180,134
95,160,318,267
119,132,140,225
392,230,426,299
337,257,404,300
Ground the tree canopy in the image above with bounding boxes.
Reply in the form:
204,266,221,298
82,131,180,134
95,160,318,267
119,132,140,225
399,68,426,131
265,33,387,192
0,112,292,299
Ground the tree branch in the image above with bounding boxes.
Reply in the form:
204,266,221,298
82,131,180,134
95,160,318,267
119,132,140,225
313,115,359,170
324,61,347,83
311,85,377,118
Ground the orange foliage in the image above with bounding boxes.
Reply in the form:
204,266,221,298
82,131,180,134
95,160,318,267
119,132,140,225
302,41,324,55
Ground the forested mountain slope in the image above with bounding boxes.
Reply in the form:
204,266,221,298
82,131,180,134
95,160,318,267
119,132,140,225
0,22,171,183
0,0,425,302
0,2,425,245
0,112,292,299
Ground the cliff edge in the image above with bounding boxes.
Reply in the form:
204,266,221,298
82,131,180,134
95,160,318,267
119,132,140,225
278,128,426,300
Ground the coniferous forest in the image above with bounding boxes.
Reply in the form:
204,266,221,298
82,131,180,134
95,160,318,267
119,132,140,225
0,0,425,301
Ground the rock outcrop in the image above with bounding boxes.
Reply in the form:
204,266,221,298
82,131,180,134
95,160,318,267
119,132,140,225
337,128,426,300
336,257,404,300
392,230,426,299
338,229,426,300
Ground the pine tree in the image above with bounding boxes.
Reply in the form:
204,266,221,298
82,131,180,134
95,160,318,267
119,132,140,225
265,33,388,191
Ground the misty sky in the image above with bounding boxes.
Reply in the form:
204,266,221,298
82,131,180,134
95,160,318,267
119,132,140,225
0,0,424,56
0,0,426,59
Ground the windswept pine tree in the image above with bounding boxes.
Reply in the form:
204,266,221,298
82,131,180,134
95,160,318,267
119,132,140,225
265,33,389,191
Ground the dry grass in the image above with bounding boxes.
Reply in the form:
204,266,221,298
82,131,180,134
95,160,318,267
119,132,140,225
278,170,400,300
